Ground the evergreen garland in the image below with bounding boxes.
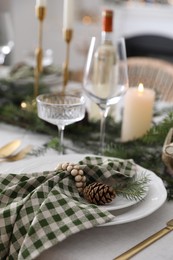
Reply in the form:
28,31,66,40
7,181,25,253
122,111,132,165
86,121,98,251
0,77,173,200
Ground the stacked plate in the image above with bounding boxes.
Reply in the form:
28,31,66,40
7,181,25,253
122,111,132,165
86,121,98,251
99,163,167,226
1,154,167,226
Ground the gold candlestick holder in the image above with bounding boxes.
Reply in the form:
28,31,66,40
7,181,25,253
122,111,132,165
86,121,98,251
34,6,46,98
62,29,73,93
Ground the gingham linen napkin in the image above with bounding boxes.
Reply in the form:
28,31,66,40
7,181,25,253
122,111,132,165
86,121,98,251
0,156,136,260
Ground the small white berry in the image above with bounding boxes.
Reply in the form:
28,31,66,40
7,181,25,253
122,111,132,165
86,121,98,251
79,169,84,175
82,176,86,182
75,175,82,182
69,162,75,166
75,182,83,188
71,169,78,176
55,164,62,170
62,163,68,170
74,165,80,170
67,165,73,172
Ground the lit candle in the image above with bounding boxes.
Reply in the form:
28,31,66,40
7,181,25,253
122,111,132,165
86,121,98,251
121,83,155,142
63,0,74,29
36,0,47,7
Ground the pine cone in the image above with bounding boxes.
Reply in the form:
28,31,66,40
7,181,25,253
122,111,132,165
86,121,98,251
83,182,116,205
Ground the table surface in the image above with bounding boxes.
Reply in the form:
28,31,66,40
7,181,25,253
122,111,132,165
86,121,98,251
0,122,173,260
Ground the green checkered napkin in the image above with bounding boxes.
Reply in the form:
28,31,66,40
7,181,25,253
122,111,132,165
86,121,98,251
0,156,136,260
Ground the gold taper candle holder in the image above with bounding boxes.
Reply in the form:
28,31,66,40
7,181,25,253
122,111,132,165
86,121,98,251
34,6,46,98
62,29,73,93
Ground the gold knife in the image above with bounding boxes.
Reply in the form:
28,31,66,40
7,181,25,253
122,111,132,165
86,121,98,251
114,219,173,260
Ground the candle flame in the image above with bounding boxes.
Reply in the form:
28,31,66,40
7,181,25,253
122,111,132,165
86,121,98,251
21,102,27,109
138,83,144,93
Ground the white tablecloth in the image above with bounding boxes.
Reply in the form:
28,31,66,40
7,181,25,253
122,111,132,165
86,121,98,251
0,123,173,260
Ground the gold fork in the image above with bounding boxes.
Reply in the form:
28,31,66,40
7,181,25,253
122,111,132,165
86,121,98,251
0,139,21,158
1,145,32,162
114,219,173,260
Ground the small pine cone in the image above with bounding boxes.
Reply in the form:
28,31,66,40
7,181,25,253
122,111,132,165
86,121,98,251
83,182,116,205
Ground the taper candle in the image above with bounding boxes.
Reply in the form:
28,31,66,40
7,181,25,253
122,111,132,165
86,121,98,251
121,83,155,142
63,0,74,29
34,0,46,97
36,0,47,7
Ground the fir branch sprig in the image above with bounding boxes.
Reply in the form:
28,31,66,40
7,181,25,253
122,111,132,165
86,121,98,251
114,174,150,201
142,112,173,145
29,146,47,157
1,91,173,200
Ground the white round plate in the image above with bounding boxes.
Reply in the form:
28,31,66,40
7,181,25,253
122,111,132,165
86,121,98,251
100,166,167,226
5,154,148,211
97,164,149,211
1,153,166,224
99,193,147,211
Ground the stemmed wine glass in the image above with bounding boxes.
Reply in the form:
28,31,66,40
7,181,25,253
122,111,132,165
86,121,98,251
0,13,14,65
83,37,129,154
36,93,86,154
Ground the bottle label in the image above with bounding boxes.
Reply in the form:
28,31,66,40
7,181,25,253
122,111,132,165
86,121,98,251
92,44,118,99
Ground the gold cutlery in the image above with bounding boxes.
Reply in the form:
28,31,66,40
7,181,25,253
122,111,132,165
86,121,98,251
114,219,173,260
0,139,21,158
0,145,32,162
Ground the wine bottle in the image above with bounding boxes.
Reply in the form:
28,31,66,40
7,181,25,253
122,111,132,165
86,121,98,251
93,9,117,99
101,9,114,46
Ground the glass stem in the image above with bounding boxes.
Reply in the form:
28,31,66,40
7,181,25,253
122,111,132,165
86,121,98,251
99,106,110,155
0,53,5,65
58,125,65,155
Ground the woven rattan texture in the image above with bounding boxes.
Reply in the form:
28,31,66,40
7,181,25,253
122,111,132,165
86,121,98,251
128,57,173,102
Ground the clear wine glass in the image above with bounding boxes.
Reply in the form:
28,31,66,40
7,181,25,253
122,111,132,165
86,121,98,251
0,13,14,65
36,93,86,154
83,36,129,154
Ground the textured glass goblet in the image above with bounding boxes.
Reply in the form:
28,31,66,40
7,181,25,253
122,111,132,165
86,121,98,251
37,93,85,154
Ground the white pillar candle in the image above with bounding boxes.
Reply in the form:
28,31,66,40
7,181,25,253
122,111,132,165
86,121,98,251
121,84,155,142
63,0,74,29
36,0,47,7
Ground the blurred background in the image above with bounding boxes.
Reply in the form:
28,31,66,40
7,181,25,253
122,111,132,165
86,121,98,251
1,0,173,70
